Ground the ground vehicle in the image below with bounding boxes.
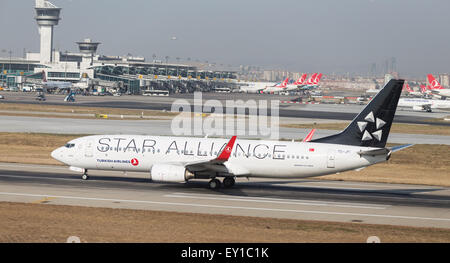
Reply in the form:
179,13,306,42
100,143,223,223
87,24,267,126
36,94,46,101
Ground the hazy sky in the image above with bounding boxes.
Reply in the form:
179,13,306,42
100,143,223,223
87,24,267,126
1,0,450,77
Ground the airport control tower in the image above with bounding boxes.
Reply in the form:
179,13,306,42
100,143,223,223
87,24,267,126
76,38,101,66
35,0,61,64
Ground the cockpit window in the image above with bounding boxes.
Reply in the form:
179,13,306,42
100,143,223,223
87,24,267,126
65,143,75,148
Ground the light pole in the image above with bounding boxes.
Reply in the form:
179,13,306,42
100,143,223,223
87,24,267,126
165,56,169,76
0,49,5,87
8,50,12,73
1,49,5,75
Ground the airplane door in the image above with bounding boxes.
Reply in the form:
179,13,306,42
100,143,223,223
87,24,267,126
327,150,335,168
85,140,94,158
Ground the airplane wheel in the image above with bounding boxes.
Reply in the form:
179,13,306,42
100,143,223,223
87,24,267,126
223,177,235,188
208,179,221,189
82,174,89,180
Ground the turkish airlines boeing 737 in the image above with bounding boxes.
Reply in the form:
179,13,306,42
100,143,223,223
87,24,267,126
51,79,411,189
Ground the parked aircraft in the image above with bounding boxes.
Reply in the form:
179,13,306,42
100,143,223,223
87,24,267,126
427,74,450,99
398,97,450,112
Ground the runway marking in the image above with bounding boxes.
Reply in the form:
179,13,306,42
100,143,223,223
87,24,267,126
294,180,441,189
165,192,389,210
0,191,449,223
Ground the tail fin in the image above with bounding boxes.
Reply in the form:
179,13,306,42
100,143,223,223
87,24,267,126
427,74,442,89
420,85,427,93
313,73,322,84
306,73,317,84
41,70,47,83
280,77,289,87
300,73,307,84
294,74,307,85
311,79,404,148
404,82,413,93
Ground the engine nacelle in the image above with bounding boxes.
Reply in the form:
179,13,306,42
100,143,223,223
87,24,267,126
150,164,194,182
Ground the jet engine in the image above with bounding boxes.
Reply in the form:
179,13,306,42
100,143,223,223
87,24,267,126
150,164,195,182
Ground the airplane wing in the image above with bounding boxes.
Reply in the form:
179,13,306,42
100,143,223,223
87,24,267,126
176,136,238,173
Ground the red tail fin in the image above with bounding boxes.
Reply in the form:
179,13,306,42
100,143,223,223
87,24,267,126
294,74,307,85
215,136,237,162
403,83,413,93
307,73,317,84
427,74,442,89
313,73,322,84
420,85,427,93
300,73,307,84
280,77,289,87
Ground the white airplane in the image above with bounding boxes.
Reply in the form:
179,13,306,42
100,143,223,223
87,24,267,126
52,79,412,189
238,81,277,93
398,97,450,112
40,70,72,89
427,74,450,99
262,77,290,93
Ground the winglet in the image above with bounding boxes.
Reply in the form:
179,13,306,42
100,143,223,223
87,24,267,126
215,136,237,162
303,129,316,142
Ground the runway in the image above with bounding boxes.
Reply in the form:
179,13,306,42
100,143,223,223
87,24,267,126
1,115,449,145
0,162,449,229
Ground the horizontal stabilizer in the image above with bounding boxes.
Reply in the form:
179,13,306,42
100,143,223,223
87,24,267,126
389,144,413,152
357,144,413,157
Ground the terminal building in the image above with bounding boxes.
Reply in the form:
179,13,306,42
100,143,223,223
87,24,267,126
0,0,236,94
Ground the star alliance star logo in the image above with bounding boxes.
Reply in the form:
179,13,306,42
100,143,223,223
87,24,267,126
357,111,386,142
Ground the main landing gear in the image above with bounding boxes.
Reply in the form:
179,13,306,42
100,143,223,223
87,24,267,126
208,177,235,189
81,169,89,180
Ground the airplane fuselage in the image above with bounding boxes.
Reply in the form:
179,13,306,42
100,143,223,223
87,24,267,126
52,135,387,179
398,98,450,110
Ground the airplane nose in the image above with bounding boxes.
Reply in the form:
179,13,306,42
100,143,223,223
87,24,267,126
51,147,63,162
